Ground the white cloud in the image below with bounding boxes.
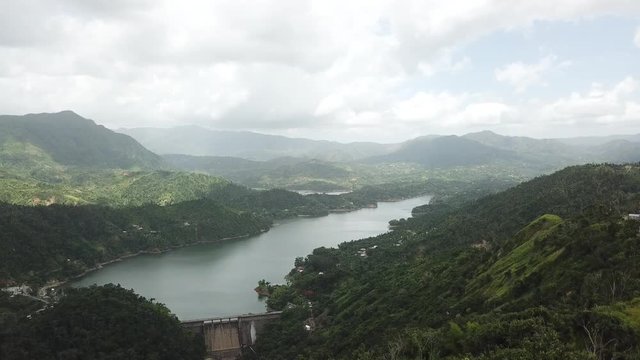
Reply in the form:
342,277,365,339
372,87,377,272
451,102,515,126
539,77,638,125
390,92,515,135
635,27,640,47
0,1,639,141
393,92,464,122
384,77,640,139
418,52,471,77
495,55,569,92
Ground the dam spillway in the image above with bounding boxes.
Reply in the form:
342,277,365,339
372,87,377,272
182,312,282,359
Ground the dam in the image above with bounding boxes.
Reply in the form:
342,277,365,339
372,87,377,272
182,312,282,359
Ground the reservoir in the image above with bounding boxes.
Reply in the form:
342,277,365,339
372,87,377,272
73,196,431,320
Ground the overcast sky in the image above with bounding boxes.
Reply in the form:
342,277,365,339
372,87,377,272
1,0,640,142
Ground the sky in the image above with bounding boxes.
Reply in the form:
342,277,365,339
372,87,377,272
1,0,640,143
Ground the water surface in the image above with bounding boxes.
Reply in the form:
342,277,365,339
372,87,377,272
73,196,431,320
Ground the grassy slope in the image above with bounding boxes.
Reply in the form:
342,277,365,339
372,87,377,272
466,214,565,302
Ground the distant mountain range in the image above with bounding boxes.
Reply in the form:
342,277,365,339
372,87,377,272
366,135,521,167
1,111,638,184
365,130,640,169
120,124,640,170
119,126,397,161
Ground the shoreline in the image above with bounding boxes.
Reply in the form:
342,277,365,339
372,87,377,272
37,194,432,297
40,231,267,296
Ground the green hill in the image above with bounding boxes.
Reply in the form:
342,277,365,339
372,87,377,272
0,111,164,170
0,169,230,207
1,285,205,359
253,163,640,359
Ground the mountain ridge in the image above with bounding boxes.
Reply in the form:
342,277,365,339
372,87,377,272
0,111,164,170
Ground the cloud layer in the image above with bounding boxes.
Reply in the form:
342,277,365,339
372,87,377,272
1,0,639,141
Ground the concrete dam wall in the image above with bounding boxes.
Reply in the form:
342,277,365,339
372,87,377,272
182,312,282,359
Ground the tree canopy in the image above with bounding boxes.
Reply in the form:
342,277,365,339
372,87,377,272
1,284,205,360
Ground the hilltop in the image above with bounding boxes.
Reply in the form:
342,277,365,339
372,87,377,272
0,111,164,170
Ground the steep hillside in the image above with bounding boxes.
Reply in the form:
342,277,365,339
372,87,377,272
120,126,396,161
254,164,640,359
0,111,164,169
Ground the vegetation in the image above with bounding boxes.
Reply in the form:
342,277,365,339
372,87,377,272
0,111,163,169
166,152,525,196
0,199,270,285
252,163,640,359
0,284,205,359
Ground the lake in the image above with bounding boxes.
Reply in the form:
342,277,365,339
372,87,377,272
72,196,431,320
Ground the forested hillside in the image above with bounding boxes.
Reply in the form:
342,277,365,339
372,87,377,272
253,164,640,359
1,285,205,359
0,199,271,285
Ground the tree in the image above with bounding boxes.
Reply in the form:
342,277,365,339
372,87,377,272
1,284,205,360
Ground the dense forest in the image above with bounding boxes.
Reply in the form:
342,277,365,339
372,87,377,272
0,199,271,285
252,164,640,359
0,284,205,359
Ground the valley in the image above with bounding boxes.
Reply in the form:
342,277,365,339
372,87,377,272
1,111,640,360
3,4,640,359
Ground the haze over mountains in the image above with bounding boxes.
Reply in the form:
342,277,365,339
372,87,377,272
1,111,638,174
119,126,397,162
2,111,639,187
119,114,640,171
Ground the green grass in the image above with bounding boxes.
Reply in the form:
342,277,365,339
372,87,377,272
0,168,231,207
596,298,640,334
466,214,565,301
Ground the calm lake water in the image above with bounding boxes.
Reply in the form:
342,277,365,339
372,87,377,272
72,196,431,320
